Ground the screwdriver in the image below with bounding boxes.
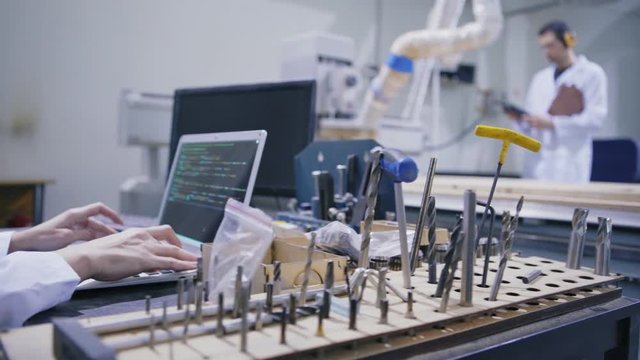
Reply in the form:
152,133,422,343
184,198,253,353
474,126,540,287
473,125,540,243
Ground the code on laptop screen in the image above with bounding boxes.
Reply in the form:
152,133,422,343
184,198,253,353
161,140,259,243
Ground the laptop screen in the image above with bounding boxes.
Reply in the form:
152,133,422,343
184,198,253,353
160,139,260,243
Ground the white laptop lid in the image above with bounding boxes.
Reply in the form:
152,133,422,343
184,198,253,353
158,130,267,252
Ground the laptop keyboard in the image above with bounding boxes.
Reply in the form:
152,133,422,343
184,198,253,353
97,213,158,232
76,269,197,291
120,214,158,228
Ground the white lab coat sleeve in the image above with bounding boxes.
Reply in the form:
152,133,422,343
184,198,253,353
513,74,539,134
551,68,608,140
0,231,13,258
0,251,80,328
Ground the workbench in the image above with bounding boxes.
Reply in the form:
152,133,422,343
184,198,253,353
3,296,639,359
2,256,638,359
404,176,640,228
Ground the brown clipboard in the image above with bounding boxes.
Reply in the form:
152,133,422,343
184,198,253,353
548,84,584,116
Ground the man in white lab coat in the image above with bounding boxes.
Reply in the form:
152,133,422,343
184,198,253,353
509,20,608,182
0,202,197,327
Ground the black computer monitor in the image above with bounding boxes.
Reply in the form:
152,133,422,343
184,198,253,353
170,80,316,197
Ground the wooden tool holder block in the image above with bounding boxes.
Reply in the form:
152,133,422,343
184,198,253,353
4,253,619,360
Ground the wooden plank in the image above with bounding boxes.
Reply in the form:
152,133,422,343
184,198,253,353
404,175,640,212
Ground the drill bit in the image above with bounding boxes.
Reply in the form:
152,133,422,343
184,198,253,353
240,286,249,353
426,196,438,284
435,215,463,297
595,217,612,276
254,303,263,331
196,257,203,282
489,198,521,301
324,260,335,291
182,303,190,343
273,261,282,295
148,314,156,349
410,157,437,274
299,232,317,306
507,196,524,260
477,201,495,287
522,269,542,284
195,282,203,325
322,261,334,317
512,196,524,230
435,244,448,264
280,307,288,345
379,299,389,325
405,290,415,319
345,266,351,299
376,267,387,308
177,277,185,310
321,289,331,319
489,224,516,301
162,301,168,329
357,272,368,303
394,180,412,289
348,298,358,330
216,293,225,337
266,283,274,314
186,278,195,305
204,281,210,303
460,190,476,307
336,164,347,197
233,266,243,318
316,305,325,337
359,149,383,268
439,236,463,313
489,254,508,301
145,295,151,314
499,211,511,257
289,294,297,325
566,208,589,269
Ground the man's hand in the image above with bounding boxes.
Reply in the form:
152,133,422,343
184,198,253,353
9,202,123,253
522,114,554,129
505,111,523,121
55,225,198,281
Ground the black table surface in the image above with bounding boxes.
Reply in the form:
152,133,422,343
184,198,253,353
25,280,181,326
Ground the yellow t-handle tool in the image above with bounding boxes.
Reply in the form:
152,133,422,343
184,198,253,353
474,125,541,286
474,125,541,165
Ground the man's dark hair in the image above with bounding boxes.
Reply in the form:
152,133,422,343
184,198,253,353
538,20,572,47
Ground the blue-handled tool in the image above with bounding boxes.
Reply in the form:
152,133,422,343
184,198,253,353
380,156,418,183
379,148,417,290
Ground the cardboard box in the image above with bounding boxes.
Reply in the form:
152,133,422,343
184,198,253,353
202,225,348,296
252,238,348,294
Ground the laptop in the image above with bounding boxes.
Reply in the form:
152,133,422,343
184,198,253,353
77,130,268,290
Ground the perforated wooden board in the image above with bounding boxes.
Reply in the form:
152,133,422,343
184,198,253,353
83,254,621,360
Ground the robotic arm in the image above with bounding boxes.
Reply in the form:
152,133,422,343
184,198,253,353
359,0,503,128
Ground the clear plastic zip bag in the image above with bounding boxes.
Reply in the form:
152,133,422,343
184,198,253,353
207,198,274,304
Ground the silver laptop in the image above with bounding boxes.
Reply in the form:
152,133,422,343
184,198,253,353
77,130,267,290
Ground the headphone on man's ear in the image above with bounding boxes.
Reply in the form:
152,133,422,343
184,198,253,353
563,31,577,48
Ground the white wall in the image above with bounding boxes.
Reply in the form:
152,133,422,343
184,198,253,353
1,0,639,220
0,0,378,218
